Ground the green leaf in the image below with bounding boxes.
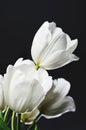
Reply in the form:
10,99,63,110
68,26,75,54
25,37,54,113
0,118,10,130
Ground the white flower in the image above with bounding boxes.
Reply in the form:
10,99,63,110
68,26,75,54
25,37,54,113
0,75,6,110
31,21,79,70
21,78,75,123
4,58,52,113
39,78,75,118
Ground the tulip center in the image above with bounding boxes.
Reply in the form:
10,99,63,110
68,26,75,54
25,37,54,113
35,62,40,70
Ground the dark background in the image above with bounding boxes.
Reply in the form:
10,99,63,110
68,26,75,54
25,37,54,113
0,0,85,130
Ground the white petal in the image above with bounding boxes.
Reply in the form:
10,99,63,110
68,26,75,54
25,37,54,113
0,75,3,81
31,22,79,70
31,21,51,63
48,22,56,34
53,78,71,98
4,64,46,113
66,34,78,53
39,33,67,63
27,80,45,112
40,51,79,70
37,68,52,94
48,22,63,42
4,59,52,113
14,58,34,67
39,78,70,112
31,21,65,64
14,58,23,66
41,96,76,119
4,69,45,113
18,65,52,95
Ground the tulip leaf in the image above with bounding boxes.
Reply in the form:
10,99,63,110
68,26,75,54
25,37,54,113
0,118,10,130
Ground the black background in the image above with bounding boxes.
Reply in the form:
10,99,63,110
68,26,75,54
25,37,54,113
0,0,85,130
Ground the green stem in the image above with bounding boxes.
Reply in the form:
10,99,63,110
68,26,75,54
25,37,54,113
34,124,38,130
0,110,3,119
16,113,19,130
11,111,16,130
4,107,10,122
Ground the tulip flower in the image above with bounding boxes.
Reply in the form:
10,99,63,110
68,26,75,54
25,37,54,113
21,78,75,123
0,75,6,110
39,78,75,118
0,21,79,130
4,58,52,113
31,21,79,70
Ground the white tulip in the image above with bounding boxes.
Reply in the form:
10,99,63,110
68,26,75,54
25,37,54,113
22,78,75,123
39,78,76,119
31,21,79,70
0,75,6,110
4,58,52,113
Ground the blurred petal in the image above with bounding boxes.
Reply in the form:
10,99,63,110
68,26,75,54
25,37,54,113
39,78,71,113
42,96,76,119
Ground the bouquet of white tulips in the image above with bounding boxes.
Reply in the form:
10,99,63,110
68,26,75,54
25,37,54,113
0,21,79,130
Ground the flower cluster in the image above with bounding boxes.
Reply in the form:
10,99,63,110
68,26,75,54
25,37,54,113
0,21,79,130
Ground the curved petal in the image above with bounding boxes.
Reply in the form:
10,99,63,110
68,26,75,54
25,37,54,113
31,21,64,64
49,23,62,40
14,58,34,67
41,96,76,119
39,33,67,63
31,22,79,70
37,68,52,94
39,78,71,113
31,21,51,63
40,51,79,70
14,58,23,66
